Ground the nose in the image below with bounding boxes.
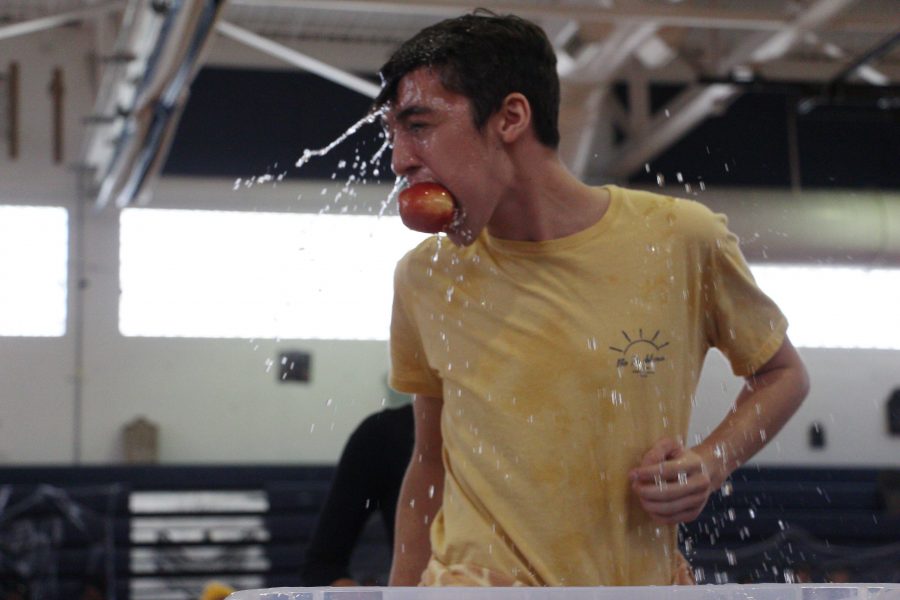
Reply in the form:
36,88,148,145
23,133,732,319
390,133,420,179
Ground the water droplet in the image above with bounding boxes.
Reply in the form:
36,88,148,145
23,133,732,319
656,173,665,187
587,337,598,351
428,485,435,498
610,390,623,406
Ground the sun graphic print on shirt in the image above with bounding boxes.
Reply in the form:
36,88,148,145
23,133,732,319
609,329,669,377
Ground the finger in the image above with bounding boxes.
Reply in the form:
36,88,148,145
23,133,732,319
631,460,703,483
639,437,683,468
638,490,710,517
633,478,708,502
646,508,705,525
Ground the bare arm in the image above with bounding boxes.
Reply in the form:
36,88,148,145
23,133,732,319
388,394,445,586
632,336,810,523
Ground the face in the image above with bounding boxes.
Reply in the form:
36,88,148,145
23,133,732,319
384,67,510,246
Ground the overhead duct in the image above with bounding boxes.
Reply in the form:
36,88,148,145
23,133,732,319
87,0,226,209
690,188,900,266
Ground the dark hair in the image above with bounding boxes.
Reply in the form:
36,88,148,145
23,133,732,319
375,10,560,148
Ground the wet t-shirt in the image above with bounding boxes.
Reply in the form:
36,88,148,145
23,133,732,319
389,185,787,586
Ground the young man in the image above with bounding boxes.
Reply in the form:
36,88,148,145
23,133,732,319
377,11,809,587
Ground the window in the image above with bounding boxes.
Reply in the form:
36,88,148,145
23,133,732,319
119,209,900,348
0,206,68,337
119,209,427,340
752,264,900,350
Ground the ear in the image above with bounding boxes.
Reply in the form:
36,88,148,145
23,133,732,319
494,93,532,143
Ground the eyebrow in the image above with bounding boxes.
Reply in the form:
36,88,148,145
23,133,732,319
393,105,434,124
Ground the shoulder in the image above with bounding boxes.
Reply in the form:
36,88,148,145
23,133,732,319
394,236,439,284
613,185,729,241
396,235,440,270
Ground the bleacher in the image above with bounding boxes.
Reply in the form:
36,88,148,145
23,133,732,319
0,466,389,600
683,466,900,583
0,465,897,599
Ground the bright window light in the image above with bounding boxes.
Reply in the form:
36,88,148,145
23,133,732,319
119,211,900,349
119,209,428,340
751,264,900,350
0,206,68,337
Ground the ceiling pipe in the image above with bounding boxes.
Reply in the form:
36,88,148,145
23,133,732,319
95,0,227,209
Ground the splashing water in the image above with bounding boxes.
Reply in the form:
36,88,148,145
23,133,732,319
295,109,384,170
381,175,406,217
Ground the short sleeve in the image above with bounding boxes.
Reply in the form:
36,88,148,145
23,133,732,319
701,212,788,377
389,255,444,397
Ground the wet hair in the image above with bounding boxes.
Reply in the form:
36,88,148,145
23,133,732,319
375,9,560,149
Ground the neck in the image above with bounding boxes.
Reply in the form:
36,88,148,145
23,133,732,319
487,147,610,242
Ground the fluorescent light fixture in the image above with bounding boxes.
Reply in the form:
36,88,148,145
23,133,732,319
119,209,427,340
751,264,900,350
0,206,68,337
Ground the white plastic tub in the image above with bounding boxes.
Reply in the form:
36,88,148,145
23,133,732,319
228,585,900,600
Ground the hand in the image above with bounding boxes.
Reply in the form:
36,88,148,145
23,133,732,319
629,437,714,525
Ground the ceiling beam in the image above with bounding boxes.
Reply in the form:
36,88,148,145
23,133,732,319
560,22,659,84
224,0,900,33
600,0,861,180
718,0,859,72
0,1,123,42
215,21,380,98
603,83,736,180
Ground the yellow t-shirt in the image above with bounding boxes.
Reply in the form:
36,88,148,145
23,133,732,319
389,185,787,586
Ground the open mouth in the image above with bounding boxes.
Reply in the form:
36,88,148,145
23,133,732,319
397,182,458,234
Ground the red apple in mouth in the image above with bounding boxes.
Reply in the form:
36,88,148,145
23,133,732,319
398,182,457,233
